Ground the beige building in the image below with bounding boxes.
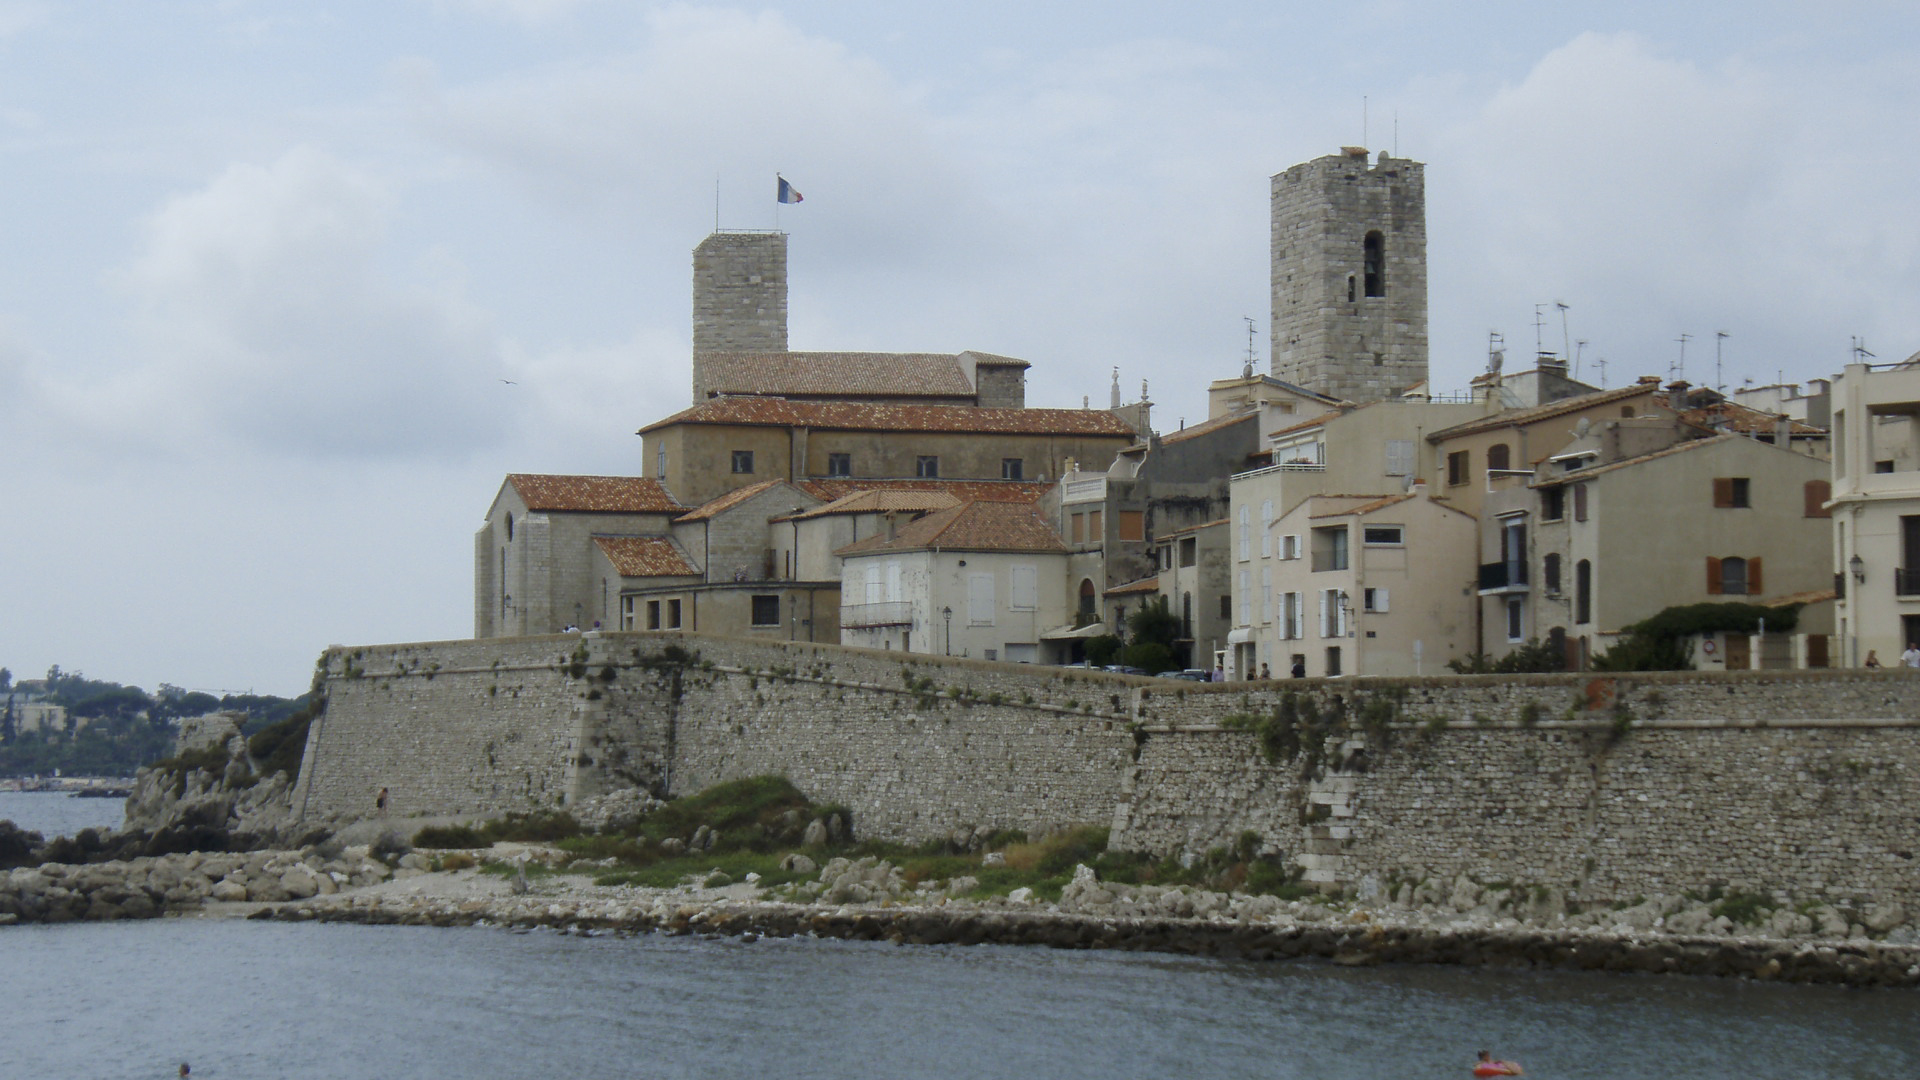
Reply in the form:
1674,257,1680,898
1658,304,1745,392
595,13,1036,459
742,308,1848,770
1828,360,1920,666
1149,518,1231,670
1237,486,1475,678
1481,428,1833,668
639,397,1136,507
837,501,1071,662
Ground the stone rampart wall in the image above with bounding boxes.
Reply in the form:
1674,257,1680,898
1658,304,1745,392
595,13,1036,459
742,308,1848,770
302,633,1920,908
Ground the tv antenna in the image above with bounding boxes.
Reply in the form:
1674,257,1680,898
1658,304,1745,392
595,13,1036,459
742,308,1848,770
1574,339,1588,381
1243,316,1258,378
1595,355,1608,388
1673,333,1691,383
1487,331,1505,375
1714,331,1729,394
1556,302,1572,371
1533,304,1551,364
1852,336,1877,363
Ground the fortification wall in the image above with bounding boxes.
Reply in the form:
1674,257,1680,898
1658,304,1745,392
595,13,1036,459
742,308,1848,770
301,633,1920,909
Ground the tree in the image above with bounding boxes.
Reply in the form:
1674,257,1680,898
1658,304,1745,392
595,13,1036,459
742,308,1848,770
1084,634,1122,667
0,667,11,693
1127,596,1180,651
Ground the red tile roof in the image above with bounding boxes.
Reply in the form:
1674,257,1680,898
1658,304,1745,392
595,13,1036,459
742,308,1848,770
675,480,805,523
1104,575,1161,596
1427,383,1660,441
835,500,1068,557
793,478,1053,504
1680,401,1826,436
790,489,962,520
1160,409,1257,446
593,536,698,578
639,398,1136,437
507,474,684,513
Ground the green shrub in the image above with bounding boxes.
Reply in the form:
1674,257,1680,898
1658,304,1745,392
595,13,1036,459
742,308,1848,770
413,824,486,849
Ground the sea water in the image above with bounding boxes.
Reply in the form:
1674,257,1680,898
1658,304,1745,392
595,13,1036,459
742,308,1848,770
0,919,1913,1079
0,789,125,838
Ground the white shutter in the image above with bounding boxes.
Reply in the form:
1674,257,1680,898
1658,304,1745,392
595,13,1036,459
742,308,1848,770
1292,593,1306,640
1386,439,1414,476
1010,565,1037,610
1237,570,1250,626
1375,587,1389,613
1260,568,1272,624
1260,499,1274,557
1238,506,1251,561
886,560,902,602
1318,590,1330,637
967,572,995,625
864,564,883,605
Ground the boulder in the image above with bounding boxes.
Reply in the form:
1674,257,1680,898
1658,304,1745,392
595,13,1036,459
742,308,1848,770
690,826,711,851
981,852,1006,868
210,880,249,902
778,853,817,875
1864,902,1907,934
658,837,687,856
801,820,828,848
1447,875,1481,912
1006,887,1036,906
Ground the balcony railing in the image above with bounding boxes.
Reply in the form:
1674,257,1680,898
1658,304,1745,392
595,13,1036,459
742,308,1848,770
839,601,914,629
1897,568,1920,597
1478,562,1529,592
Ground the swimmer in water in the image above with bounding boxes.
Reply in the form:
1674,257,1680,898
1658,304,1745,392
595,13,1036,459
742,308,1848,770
1474,1050,1523,1075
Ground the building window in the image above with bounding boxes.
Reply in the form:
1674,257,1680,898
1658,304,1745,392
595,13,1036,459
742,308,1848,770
1575,560,1591,624
1506,597,1524,642
505,512,514,542
1543,552,1562,594
731,450,754,474
1573,483,1589,522
1804,479,1831,518
1002,458,1023,480
656,447,667,478
1362,525,1403,546
667,599,682,629
750,595,781,627
1311,525,1349,571
1713,477,1751,508
827,452,852,477
1088,509,1103,540
1709,556,1761,596
1118,511,1145,542
1448,450,1469,486
1486,443,1511,472
1385,440,1414,477
916,455,940,478
1281,534,1301,560
1076,578,1095,616
1220,594,1233,620
1071,513,1086,543
1876,460,1896,474
1010,566,1036,612
1326,646,1343,677
646,600,661,630
1179,537,1197,567
620,596,636,631
1362,230,1385,298
1238,506,1252,561
1363,587,1389,613
1542,487,1565,521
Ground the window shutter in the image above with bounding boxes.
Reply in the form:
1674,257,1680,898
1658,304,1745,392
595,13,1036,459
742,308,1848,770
1713,477,1734,508
1804,480,1831,518
1318,590,1330,637
1375,588,1389,613
1706,556,1723,595
1573,484,1588,522
1748,556,1763,595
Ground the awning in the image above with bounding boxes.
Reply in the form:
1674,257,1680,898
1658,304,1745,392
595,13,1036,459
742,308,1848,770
1226,627,1256,645
1040,622,1111,641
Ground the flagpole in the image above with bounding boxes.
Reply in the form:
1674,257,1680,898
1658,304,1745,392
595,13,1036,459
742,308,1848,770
774,172,781,231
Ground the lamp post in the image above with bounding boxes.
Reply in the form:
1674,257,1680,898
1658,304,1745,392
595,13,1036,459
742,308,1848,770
1851,554,1867,584
942,606,952,656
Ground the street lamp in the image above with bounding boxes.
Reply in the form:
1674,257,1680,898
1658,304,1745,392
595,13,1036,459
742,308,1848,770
942,606,953,655
1851,554,1867,584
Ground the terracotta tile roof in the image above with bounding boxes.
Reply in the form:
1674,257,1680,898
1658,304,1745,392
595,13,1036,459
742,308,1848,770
793,478,1052,504
1159,518,1229,537
639,398,1136,438
507,474,684,513
1104,575,1161,596
964,352,1031,368
593,536,698,578
1427,383,1658,441
1680,400,1826,436
790,489,962,520
697,352,980,399
835,500,1067,557
1764,588,1836,608
1161,409,1257,446
675,480,803,523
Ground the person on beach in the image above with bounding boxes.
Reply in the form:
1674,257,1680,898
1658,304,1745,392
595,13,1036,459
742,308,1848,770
179,1065,190,1078
375,787,388,816
1866,649,1882,668
1473,1050,1523,1076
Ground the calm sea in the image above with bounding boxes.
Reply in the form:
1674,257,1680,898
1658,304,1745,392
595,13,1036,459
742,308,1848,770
0,789,126,838
0,919,1913,1080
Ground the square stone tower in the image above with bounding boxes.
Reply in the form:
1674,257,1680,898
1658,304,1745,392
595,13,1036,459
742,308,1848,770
691,231,787,398
1270,148,1427,403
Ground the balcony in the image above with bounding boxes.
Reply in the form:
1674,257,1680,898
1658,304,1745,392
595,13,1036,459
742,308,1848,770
1898,568,1920,597
1478,562,1529,594
839,601,914,629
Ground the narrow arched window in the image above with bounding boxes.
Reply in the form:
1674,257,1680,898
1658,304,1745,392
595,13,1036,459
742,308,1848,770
1363,231,1385,297
1487,443,1511,471
1543,552,1561,593
505,512,514,542
1079,579,1097,616
1575,560,1592,624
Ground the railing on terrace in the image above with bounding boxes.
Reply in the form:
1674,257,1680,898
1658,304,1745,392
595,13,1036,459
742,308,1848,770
839,601,914,628
1896,568,1920,597
1478,562,1528,591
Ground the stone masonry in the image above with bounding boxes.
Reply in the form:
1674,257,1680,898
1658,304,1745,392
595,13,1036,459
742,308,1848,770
690,231,787,396
301,633,1920,912
1270,148,1428,403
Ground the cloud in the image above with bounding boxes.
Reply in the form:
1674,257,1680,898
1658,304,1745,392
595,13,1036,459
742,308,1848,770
76,146,518,460
421,0,598,25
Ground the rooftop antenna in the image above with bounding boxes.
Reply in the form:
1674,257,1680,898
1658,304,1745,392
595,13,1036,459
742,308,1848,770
1715,331,1729,394
1673,333,1691,383
1487,331,1505,375
1556,302,1572,371
1363,95,1368,151
1243,316,1258,378
1595,356,1609,388
1533,304,1551,365
714,175,720,232
1852,336,1877,363
1574,339,1588,381
1393,109,1398,157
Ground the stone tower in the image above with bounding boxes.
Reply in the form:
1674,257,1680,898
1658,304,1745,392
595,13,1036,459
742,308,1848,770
1270,148,1427,403
691,231,787,399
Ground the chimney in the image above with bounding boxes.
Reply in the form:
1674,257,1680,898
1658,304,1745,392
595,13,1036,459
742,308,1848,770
1775,414,1792,446
883,511,898,542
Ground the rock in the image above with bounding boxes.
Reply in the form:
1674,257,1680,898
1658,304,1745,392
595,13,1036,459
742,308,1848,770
778,853,817,874
1665,907,1715,935
1809,905,1851,938
981,852,1006,868
570,788,665,833
801,819,828,848
1767,908,1813,938
210,880,249,902
397,853,429,871
1006,887,1035,906
742,872,761,886
658,838,686,856
279,871,319,900
945,875,980,895
1864,902,1906,933
1447,875,1481,912
690,826,711,851
702,870,731,888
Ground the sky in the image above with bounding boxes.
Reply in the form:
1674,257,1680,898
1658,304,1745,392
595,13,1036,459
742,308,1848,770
3,1,1917,695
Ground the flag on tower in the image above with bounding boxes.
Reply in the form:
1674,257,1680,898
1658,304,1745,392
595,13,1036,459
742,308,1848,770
777,175,804,204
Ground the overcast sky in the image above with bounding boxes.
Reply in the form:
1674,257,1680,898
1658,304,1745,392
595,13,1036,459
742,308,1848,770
3,1,1915,695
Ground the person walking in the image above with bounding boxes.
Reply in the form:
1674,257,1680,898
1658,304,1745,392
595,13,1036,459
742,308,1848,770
1865,649,1882,668
1903,643,1920,669
375,786,389,817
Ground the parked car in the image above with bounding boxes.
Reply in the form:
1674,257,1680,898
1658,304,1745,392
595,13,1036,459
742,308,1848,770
1159,669,1210,681
1102,665,1148,676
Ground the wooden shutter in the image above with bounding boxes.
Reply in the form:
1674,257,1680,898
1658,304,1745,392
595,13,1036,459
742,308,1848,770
1574,483,1588,522
1713,477,1734,508
1706,556,1724,595
1804,480,1831,518
1748,556,1763,595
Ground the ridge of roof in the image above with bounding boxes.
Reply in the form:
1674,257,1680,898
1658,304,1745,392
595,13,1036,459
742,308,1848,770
639,399,1136,437
1160,409,1257,446
790,489,962,520
1427,383,1656,441
835,500,1068,557
675,479,797,523
506,474,685,514
592,535,699,578
1531,433,1737,486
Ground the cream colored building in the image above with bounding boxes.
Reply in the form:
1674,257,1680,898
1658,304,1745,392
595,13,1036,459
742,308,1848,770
837,501,1071,662
1238,485,1476,678
1828,360,1920,666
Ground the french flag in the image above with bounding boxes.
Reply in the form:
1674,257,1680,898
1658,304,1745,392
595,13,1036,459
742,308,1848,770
777,175,804,204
